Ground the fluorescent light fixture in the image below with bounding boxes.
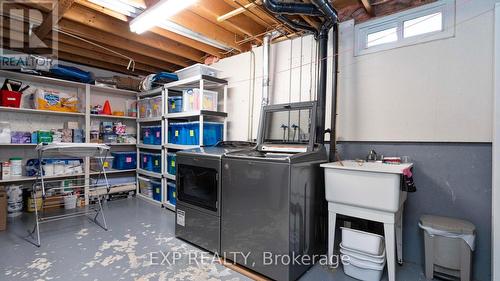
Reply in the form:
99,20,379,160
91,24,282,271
159,20,232,51
130,0,197,34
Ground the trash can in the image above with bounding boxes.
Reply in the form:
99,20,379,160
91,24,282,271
419,215,476,281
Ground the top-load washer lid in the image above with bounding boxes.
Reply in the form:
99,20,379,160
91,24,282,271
176,141,256,159
256,101,317,153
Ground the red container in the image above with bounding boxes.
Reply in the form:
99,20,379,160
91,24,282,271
0,90,22,108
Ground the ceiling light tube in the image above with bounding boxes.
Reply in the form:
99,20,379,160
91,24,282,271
130,0,197,34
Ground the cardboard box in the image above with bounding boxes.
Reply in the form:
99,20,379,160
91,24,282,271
0,189,6,231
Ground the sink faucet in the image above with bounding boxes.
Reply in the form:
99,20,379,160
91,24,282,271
366,149,378,161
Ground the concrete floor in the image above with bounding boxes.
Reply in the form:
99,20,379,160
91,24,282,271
0,198,427,281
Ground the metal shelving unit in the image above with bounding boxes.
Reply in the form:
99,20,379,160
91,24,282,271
135,75,228,212
0,70,139,203
162,75,228,212
136,87,166,207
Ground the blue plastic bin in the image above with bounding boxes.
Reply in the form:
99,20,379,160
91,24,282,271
151,126,161,145
167,152,176,175
151,153,161,173
151,180,162,202
112,152,136,170
167,182,176,205
168,122,223,146
140,152,153,171
142,126,153,145
168,96,183,113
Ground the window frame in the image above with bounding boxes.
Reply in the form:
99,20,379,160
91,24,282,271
354,0,456,56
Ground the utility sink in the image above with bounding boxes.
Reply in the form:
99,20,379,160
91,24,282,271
320,160,413,212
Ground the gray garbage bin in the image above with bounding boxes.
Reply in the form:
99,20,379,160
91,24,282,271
419,215,475,281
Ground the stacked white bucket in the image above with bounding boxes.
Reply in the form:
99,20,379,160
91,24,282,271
340,227,387,281
6,185,23,217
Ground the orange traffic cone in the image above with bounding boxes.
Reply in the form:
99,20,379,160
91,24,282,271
102,100,112,115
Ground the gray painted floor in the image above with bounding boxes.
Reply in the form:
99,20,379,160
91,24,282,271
0,198,426,281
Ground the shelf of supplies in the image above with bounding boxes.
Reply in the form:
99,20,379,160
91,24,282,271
0,106,85,117
137,169,162,179
0,69,86,89
165,110,227,119
165,173,176,180
137,143,162,150
0,143,37,147
137,193,162,206
165,75,227,91
89,169,136,176
164,201,175,211
89,85,138,96
164,144,199,150
90,114,137,120
0,172,86,184
137,116,162,123
138,86,163,98
105,143,136,146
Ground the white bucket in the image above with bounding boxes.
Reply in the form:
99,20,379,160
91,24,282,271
340,243,386,264
63,195,77,210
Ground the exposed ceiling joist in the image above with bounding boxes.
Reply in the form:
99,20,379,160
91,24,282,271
360,0,374,15
217,2,256,22
35,0,75,40
61,4,205,62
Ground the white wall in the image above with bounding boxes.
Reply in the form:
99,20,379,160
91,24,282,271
492,2,500,280
214,0,496,142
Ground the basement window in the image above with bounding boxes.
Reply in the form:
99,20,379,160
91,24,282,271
354,0,455,56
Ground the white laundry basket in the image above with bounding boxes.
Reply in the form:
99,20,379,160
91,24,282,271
341,227,385,255
342,254,386,281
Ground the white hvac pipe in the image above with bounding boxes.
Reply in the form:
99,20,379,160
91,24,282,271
261,33,271,106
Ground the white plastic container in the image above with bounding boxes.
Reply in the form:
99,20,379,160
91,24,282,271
0,122,11,143
9,158,22,177
341,227,385,256
64,195,77,210
175,63,221,80
342,254,385,281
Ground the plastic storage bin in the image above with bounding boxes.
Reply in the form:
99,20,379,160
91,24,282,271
341,227,385,256
175,63,221,80
167,152,176,175
142,126,161,145
90,155,114,171
138,98,152,118
151,180,161,202
138,176,153,198
150,96,162,117
168,96,183,113
111,151,136,170
182,88,218,112
168,122,223,146
167,182,176,205
140,152,153,171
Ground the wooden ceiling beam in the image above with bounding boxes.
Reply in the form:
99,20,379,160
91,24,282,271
218,2,256,22
360,0,374,16
72,2,225,58
51,42,161,74
56,33,177,72
35,0,75,40
221,0,275,29
190,0,266,44
57,51,151,76
62,4,205,62
57,19,192,67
